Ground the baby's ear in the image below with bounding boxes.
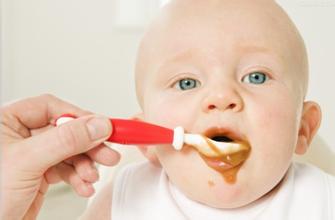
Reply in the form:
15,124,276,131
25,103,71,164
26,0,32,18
131,113,161,167
295,101,322,155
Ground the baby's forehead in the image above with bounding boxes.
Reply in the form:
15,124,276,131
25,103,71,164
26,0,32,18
153,46,285,80
135,0,308,101
144,1,301,65
142,30,294,83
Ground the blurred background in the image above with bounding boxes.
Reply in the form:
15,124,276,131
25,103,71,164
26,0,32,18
1,0,335,219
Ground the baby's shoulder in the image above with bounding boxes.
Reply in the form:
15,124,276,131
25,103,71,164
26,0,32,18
293,162,335,182
292,162,335,199
81,162,161,220
114,161,162,189
113,161,163,200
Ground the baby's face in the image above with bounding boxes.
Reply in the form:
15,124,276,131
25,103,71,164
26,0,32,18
136,0,309,208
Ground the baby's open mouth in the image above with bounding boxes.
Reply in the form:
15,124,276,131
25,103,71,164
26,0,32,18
185,128,250,158
210,135,234,142
204,127,243,143
204,132,250,166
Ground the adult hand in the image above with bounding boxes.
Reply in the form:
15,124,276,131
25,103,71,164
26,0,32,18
1,94,120,220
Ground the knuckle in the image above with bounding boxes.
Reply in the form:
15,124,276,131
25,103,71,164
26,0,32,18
0,104,11,116
57,124,81,154
0,107,4,114
40,93,56,100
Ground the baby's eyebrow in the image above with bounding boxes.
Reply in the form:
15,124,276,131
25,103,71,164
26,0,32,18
237,44,285,62
154,48,203,74
238,45,272,54
154,45,283,78
158,48,200,66
158,45,278,65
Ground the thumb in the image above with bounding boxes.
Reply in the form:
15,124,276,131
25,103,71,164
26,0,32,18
18,115,112,171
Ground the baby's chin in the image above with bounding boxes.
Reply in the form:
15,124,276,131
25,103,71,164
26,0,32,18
179,157,289,210
176,170,272,210
159,145,284,209
165,149,260,208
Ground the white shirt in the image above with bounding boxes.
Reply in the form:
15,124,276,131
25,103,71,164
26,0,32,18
112,162,335,220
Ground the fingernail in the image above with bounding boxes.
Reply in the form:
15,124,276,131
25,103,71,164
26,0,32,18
86,117,111,141
90,169,100,182
80,183,94,196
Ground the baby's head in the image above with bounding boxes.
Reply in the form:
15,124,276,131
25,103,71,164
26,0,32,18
134,0,321,208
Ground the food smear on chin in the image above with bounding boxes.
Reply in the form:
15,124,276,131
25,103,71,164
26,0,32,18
188,136,251,184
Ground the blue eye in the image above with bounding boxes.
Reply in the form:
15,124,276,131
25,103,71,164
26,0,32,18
242,72,268,84
176,78,200,90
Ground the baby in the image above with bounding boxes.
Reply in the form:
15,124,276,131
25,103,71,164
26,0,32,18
82,0,335,219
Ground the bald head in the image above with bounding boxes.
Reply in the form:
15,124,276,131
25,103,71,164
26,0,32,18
135,0,308,107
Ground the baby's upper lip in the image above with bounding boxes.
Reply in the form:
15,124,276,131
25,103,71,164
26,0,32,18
202,126,246,143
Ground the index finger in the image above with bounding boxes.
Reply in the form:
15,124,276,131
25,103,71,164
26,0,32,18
1,94,91,129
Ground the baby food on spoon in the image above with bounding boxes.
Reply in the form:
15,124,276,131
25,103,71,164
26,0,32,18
181,128,251,183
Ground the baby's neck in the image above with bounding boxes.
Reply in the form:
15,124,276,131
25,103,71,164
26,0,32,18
167,167,290,220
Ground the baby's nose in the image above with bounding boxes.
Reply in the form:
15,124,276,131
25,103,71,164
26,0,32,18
201,86,243,113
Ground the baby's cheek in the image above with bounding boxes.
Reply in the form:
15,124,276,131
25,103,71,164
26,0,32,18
247,101,298,171
144,99,197,129
251,97,299,141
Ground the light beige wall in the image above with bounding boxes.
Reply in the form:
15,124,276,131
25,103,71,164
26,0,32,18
2,0,147,117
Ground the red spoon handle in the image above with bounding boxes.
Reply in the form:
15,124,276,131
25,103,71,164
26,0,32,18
108,119,174,145
55,114,174,145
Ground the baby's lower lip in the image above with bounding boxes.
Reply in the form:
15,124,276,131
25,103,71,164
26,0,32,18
202,157,235,170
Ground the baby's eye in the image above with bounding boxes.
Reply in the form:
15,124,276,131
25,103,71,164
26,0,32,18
175,78,201,90
242,72,268,84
